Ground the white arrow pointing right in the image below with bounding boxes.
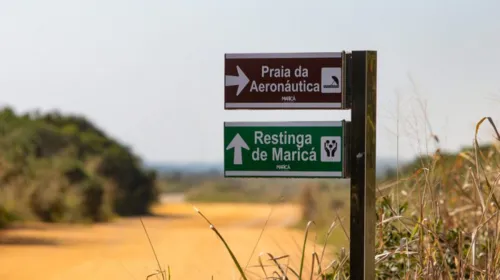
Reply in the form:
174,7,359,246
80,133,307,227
225,66,250,96
226,133,249,165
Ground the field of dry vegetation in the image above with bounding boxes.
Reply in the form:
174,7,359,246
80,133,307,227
141,118,500,279
293,117,500,279
171,117,500,279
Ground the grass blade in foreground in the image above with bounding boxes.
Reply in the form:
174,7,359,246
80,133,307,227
194,206,248,280
299,221,315,279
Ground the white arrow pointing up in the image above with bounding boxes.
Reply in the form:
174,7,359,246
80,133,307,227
226,133,249,165
225,66,249,96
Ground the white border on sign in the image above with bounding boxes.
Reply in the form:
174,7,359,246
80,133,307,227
224,121,344,127
225,53,343,59
224,171,343,177
225,102,343,109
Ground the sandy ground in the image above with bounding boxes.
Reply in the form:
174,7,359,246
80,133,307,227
0,195,332,280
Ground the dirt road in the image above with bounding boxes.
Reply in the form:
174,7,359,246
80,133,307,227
0,195,331,279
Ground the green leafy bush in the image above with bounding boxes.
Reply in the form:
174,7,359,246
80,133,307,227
0,205,17,229
0,106,158,227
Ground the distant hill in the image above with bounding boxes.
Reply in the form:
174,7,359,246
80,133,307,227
145,162,223,174
145,157,405,178
376,157,408,177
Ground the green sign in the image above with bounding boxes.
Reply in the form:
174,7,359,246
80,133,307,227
224,121,346,178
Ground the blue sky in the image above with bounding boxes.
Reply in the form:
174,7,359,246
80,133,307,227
1,0,499,163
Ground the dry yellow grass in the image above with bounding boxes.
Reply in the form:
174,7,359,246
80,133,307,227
0,199,332,279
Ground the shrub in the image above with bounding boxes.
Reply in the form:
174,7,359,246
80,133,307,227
0,106,158,227
0,205,17,229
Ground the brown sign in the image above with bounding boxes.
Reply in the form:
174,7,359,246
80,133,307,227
224,52,346,109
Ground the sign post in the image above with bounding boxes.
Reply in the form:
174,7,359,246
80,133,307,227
224,52,347,109
224,121,347,178
222,50,377,280
349,51,377,280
